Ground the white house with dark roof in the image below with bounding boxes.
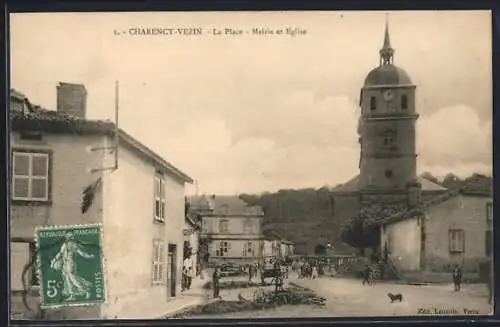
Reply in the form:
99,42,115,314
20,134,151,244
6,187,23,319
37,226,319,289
370,174,493,275
10,83,194,320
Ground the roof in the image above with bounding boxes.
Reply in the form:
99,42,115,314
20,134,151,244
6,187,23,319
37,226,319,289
333,174,448,194
10,89,193,184
368,175,492,227
460,173,493,196
185,213,199,228
364,64,413,87
363,21,413,88
188,195,264,216
332,175,360,194
262,230,283,241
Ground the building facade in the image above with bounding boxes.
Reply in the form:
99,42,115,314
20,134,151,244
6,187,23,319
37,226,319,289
189,195,264,264
10,84,193,319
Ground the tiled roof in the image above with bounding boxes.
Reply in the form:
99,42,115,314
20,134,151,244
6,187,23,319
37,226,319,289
10,101,115,134
10,89,193,183
333,175,360,193
262,230,283,241
366,177,491,227
460,174,492,196
185,213,199,228
188,195,264,216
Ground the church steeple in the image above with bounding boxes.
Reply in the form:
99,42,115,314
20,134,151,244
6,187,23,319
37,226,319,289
379,18,395,66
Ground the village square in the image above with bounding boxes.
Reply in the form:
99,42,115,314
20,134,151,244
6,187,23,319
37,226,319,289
9,11,493,320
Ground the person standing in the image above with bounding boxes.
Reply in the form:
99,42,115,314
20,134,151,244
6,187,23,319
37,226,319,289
452,264,462,292
248,264,255,282
212,266,221,299
312,265,318,279
187,267,193,290
362,264,371,286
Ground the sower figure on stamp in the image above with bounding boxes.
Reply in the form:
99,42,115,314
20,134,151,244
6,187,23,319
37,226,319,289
452,264,462,291
50,232,95,300
212,266,221,299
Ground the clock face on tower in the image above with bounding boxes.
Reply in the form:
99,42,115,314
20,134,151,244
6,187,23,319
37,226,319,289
383,89,394,101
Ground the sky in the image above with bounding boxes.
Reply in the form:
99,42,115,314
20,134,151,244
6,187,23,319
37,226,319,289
9,10,492,195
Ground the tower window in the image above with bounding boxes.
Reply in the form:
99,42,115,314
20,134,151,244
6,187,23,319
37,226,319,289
383,137,395,147
370,96,377,111
385,170,394,179
401,95,408,110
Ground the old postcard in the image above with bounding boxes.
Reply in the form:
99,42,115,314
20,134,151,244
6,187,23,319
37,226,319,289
9,10,493,320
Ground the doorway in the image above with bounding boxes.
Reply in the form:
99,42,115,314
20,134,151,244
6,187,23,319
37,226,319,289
167,244,177,298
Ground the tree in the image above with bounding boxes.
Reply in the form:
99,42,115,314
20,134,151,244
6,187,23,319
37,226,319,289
340,211,380,254
442,173,462,189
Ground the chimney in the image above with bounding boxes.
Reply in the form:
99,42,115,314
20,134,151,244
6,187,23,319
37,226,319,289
10,89,26,113
407,180,422,207
56,82,87,118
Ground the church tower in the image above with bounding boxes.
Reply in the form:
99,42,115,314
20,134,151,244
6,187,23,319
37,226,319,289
357,20,418,201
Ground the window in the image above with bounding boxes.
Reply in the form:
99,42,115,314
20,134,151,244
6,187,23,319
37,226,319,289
486,230,492,256
243,219,253,234
370,96,377,111
11,241,39,289
215,241,229,257
219,219,229,233
243,242,254,257
385,169,394,179
383,137,395,147
221,204,230,214
154,174,166,222
449,229,465,253
152,240,166,284
12,151,50,201
401,95,408,110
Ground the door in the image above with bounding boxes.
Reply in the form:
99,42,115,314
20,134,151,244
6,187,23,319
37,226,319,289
167,244,177,297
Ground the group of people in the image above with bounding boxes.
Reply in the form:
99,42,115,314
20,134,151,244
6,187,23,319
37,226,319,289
292,258,322,279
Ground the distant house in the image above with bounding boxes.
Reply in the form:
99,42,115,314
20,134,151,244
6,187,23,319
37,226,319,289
262,230,281,258
10,84,193,319
261,230,294,259
188,195,264,264
368,174,493,274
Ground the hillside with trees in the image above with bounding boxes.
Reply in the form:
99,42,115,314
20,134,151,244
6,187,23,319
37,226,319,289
238,172,491,255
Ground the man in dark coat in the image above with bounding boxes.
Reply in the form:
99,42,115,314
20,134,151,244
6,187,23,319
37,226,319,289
452,264,462,292
212,266,221,298
362,264,371,286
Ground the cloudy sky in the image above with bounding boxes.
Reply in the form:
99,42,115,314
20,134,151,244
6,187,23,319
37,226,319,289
10,10,492,195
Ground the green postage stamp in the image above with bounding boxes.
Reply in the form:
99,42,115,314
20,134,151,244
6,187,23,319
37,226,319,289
35,224,106,309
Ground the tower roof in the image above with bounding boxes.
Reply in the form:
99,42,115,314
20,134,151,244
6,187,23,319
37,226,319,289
363,18,413,87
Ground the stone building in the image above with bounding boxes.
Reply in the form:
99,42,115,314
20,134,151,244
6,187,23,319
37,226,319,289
188,195,264,264
10,83,193,319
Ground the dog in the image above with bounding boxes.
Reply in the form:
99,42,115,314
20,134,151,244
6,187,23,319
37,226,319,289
387,292,403,303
